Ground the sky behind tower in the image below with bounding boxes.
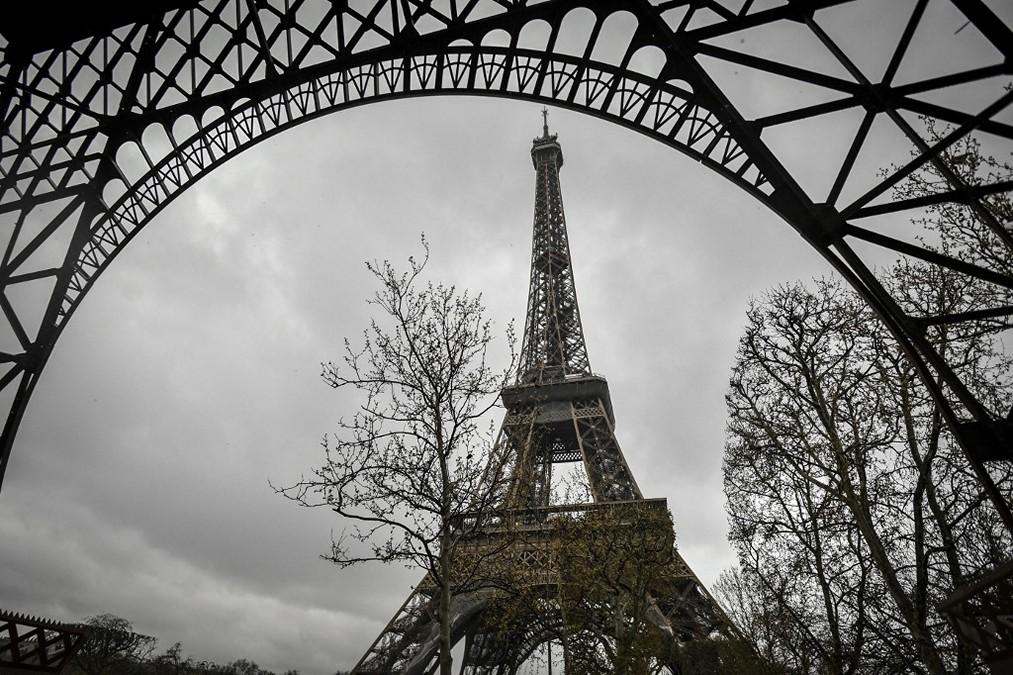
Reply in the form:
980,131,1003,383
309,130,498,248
1,1,1010,673
0,98,833,674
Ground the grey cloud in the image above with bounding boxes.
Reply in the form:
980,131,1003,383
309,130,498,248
2,96,846,673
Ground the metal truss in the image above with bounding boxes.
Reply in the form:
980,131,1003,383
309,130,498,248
940,558,1013,673
2,0,1012,498
0,609,87,673
499,392,643,507
1,0,1012,667
518,119,590,385
354,110,730,672
354,587,487,674
354,502,730,674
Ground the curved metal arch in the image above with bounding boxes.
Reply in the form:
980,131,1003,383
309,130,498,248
0,2,1011,533
504,622,635,675
62,45,775,331
457,604,628,675
497,609,568,674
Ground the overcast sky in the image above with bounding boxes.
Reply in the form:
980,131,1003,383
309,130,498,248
1,2,1010,673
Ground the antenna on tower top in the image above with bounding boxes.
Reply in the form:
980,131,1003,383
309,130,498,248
541,107,549,137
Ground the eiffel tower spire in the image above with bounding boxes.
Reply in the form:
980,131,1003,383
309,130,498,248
502,117,639,507
518,109,591,385
351,116,734,674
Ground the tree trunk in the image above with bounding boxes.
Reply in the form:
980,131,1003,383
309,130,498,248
439,565,452,675
437,420,453,675
807,370,948,675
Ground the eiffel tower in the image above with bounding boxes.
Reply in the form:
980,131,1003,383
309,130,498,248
352,114,731,674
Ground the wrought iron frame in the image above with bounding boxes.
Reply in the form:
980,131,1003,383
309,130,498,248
2,0,1011,490
0,610,87,674
1,0,1012,668
940,558,1013,671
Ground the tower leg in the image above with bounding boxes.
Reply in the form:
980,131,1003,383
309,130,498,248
458,630,512,675
354,586,492,674
572,402,642,502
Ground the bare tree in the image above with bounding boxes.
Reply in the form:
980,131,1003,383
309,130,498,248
554,503,678,675
275,240,515,675
712,566,811,674
70,614,157,675
724,281,881,675
225,659,275,675
722,127,1013,675
725,277,1013,674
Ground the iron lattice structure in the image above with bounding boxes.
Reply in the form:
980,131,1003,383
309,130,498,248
1,0,1012,664
353,124,731,673
355,502,730,674
0,610,87,674
941,559,1013,671
517,115,590,386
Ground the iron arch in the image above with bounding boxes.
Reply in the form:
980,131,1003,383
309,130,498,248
1,0,1012,641
432,600,644,675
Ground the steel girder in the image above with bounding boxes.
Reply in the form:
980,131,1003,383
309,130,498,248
518,127,590,385
0,609,87,673
940,558,1013,672
1,0,1012,661
0,0,1011,502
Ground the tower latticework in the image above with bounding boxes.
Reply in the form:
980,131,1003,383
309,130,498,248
518,115,590,386
352,118,732,674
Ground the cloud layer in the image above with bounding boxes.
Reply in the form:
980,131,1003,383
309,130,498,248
3,97,842,673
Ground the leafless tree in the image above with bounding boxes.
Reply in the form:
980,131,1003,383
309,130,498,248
275,239,515,675
70,614,157,675
713,567,811,674
722,128,1013,675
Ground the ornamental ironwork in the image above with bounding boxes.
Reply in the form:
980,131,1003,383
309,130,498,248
1,1,1012,669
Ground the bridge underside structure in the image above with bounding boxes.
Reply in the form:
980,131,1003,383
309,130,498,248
1,0,1012,667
